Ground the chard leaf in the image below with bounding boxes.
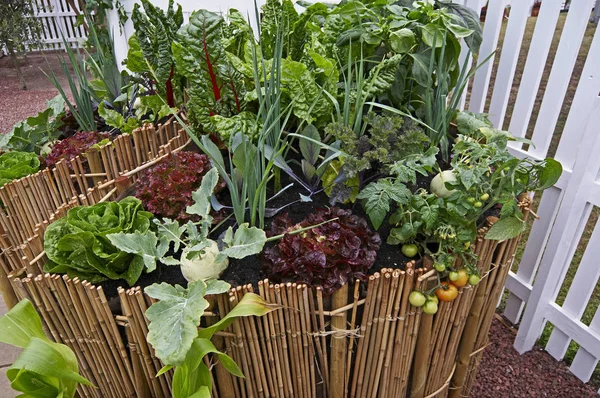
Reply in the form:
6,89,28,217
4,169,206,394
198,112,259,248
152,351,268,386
281,58,331,122
145,281,210,365
210,112,260,142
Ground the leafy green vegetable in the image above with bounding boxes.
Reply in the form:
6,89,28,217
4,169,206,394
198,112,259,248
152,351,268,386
0,151,40,188
1,95,65,154
145,280,218,365
43,197,154,286
0,299,93,397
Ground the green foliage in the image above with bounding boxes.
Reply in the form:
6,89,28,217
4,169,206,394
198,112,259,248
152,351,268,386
144,280,280,397
44,38,98,132
43,197,154,286
127,0,183,106
0,299,92,397
2,96,65,154
0,152,41,188
0,0,44,53
173,9,246,135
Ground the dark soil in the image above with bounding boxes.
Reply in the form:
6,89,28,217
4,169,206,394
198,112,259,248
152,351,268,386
472,317,599,397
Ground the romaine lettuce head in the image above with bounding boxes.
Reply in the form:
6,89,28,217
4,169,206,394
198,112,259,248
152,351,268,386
44,197,154,286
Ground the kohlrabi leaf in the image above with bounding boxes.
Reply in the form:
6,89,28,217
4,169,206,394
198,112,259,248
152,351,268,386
144,281,211,365
219,224,267,261
187,168,219,220
107,231,164,272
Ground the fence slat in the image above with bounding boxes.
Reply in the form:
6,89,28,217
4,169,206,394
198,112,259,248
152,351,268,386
528,0,596,159
513,92,600,357
468,0,510,113
545,218,600,359
570,309,600,384
488,0,530,128
507,0,563,139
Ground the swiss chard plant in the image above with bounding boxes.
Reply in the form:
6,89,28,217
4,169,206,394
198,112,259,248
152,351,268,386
127,0,184,107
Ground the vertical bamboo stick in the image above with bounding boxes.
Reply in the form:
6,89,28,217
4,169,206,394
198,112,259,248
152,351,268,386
329,282,348,398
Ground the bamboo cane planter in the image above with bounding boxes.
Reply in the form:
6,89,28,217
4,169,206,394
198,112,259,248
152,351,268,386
1,195,531,398
0,116,533,396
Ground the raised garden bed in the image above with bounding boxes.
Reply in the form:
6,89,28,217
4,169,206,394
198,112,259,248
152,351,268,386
0,1,562,397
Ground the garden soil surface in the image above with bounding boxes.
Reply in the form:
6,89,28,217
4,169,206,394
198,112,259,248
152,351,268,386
2,55,599,398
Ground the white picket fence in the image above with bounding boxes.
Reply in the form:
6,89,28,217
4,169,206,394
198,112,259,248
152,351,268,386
31,0,87,50
108,0,600,391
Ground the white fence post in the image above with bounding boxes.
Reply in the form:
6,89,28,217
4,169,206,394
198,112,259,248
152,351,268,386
513,57,600,356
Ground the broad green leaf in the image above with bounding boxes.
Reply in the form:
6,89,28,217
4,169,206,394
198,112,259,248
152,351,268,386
281,58,331,122
205,279,230,295
299,124,321,165
219,224,267,261
187,168,219,219
390,28,415,54
0,299,46,348
535,159,563,191
156,218,186,253
421,24,444,48
210,112,259,142
145,281,210,365
106,231,162,272
0,300,92,398
98,102,125,130
455,111,492,134
357,179,411,230
485,216,526,241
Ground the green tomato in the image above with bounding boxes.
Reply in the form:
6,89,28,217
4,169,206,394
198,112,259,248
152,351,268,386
427,294,439,304
449,271,459,282
401,244,418,258
423,300,438,315
434,263,446,272
480,193,490,201
467,197,476,203
409,291,426,307
473,201,483,208
469,274,481,286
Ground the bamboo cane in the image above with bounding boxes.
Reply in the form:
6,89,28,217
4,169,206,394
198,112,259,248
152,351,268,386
330,282,348,398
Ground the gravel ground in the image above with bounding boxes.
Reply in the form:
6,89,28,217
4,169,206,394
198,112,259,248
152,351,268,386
1,55,599,398
471,318,598,397
0,53,69,134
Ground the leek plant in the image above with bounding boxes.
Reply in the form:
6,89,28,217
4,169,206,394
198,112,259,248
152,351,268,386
44,36,97,132
175,16,290,229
